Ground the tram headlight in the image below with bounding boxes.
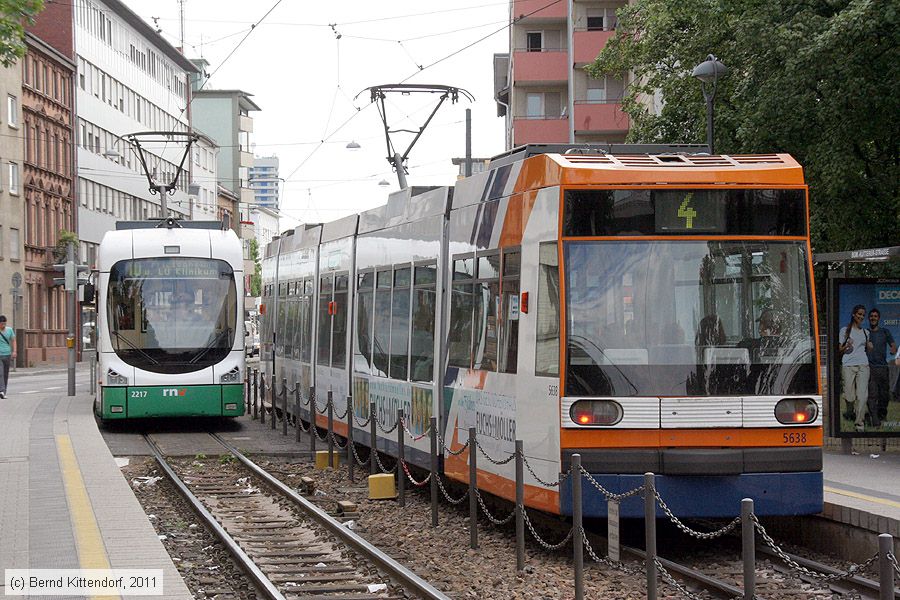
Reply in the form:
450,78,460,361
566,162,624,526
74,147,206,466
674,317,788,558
220,366,241,384
775,398,818,424
570,400,623,426
106,369,128,385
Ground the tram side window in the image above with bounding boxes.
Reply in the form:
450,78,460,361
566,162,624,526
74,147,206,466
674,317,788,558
500,250,520,374
355,272,374,374
390,267,411,380
301,278,314,363
317,275,333,365
291,283,303,360
332,273,348,369
473,254,500,371
275,283,288,357
373,270,392,376
410,264,437,382
448,257,475,368
535,243,560,376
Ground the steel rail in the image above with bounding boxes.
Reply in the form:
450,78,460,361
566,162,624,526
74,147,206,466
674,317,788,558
759,545,898,599
143,434,287,600
211,433,451,600
622,545,744,599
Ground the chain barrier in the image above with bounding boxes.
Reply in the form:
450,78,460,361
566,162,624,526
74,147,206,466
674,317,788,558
296,416,310,433
376,418,399,435
348,439,371,467
328,431,347,450
352,412,372,428
435,474,469,505
655,491,741,540
522,456,571,488
751,514,879,581
581,528,643,575
400,460,432,487
400,416,431,442
473,489,515,524
654,558,707,600
888,552,900,578
334,405,350,420
313,424,329,442
579,467,645,502
439,434,470,456
522,507,573,551
475,439,516,465
372,449,397,474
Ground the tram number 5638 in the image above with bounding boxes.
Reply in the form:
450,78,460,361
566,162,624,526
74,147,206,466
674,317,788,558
548,384,559,398
783,432,807,444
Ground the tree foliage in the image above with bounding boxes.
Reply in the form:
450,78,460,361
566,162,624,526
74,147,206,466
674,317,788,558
0,0,44,66
249,238,261,297
588,0,899,254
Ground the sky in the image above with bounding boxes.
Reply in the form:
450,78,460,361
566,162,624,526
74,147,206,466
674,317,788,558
121,0,512,230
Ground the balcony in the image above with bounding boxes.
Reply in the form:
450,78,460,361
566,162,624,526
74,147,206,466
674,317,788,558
573,101,629,134
574,30,614,64
239,114,254,133
512,117,569,145
513,0,567,20
513,49,568,84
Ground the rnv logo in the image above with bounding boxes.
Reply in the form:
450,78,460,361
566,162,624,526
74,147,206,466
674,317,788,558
162,388,187,397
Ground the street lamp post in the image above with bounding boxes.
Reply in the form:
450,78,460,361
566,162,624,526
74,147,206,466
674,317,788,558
691,54,728,154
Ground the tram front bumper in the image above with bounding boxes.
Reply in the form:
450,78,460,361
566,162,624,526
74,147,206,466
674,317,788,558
99,384,245,419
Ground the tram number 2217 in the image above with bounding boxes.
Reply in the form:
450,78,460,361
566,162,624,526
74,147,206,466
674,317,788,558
783,432,807,444
130,390,148,398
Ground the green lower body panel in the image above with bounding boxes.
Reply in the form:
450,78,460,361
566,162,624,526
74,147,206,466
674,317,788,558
100,384,245,419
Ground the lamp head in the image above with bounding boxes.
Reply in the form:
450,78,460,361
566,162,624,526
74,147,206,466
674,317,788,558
346,140,361,150
691,54,728,84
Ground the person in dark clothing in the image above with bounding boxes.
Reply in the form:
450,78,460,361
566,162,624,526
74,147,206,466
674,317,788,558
866,308,897,427
0,315,17,398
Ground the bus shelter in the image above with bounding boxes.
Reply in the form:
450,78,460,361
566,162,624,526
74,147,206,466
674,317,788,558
812,246,900,446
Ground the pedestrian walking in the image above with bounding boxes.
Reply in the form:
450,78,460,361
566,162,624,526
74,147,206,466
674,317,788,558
866,307,897,427
0,315,17,398
839,305,873,432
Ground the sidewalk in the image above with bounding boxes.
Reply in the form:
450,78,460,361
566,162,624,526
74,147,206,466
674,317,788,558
9,362,91,378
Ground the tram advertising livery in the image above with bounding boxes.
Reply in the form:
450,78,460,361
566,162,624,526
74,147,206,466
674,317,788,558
95,220,246,421
262,145,823,518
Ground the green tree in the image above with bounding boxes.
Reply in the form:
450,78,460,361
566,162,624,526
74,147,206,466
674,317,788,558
588,0,899,254
249,238,261,297
0,0,44,66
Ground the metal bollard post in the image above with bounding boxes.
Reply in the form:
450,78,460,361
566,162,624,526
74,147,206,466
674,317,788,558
397,409,405,507
244,374,250,414
282,379,289,436
370,401,377,475
573,454,584,600
645,472,658,600
295,387,302,443
469,427,478,549
515,440,525,572
309,386,316,454
90,353,96,395
879,534,894,600
327,390,334,468
742,498,755,600
347,395,354,483
259,376,266,424
252,370,259,420
430,416,439,527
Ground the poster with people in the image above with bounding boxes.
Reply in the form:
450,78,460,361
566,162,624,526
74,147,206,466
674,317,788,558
828,278,900,437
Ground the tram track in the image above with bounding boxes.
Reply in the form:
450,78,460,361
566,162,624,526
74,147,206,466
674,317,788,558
144,432,449,600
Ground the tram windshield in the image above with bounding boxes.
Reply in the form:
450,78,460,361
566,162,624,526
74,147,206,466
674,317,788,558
564,241,816,397
106,257,237,374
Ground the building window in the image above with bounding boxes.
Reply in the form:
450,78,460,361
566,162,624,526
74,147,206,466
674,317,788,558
526,31,543,52
526,93,543,118
7,95,17,127
9,228,20,261
8,163,18,195
586,77,605,102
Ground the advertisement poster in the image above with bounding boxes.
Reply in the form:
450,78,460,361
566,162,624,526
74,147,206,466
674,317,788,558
828,278,900,437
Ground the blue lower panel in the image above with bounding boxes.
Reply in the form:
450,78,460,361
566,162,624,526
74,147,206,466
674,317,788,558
560,471,823,518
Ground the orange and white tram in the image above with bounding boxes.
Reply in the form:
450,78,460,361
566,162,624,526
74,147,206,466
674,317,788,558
261,144,822,518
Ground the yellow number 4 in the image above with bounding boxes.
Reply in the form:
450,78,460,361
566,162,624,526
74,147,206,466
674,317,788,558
678,195,696,229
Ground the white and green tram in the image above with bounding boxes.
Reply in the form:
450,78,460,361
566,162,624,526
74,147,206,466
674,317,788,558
94,220,246,421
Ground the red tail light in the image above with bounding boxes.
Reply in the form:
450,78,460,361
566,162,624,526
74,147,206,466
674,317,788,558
775,398,818,425
570,400,623,426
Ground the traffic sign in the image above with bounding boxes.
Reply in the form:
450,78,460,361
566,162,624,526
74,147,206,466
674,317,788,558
11,272,21,288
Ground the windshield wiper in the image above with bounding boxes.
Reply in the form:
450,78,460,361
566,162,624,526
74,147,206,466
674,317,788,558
189,329,232,364
110,330,159,365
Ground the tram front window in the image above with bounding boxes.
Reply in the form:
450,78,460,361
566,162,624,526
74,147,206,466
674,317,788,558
564,241,816,397
107,258,237,374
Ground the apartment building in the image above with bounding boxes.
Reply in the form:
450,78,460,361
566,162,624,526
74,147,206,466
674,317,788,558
249,154,279,211
73,0,197,267
21,17,77,364
496,0,629,148
190,130,219,220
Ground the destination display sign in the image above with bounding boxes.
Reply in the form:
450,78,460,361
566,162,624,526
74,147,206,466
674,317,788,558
124,258,230,279
654,191,726,233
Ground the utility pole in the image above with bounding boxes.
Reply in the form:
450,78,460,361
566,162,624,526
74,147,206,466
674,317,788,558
465,108,472,177
66,242,76,396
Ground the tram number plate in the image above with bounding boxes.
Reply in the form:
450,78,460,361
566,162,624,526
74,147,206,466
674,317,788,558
607,500,620,562
782,432,807,444
130,390,148,398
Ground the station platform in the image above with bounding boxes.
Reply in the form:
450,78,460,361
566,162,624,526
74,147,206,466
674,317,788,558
0,376,191,599
822,445,900,540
